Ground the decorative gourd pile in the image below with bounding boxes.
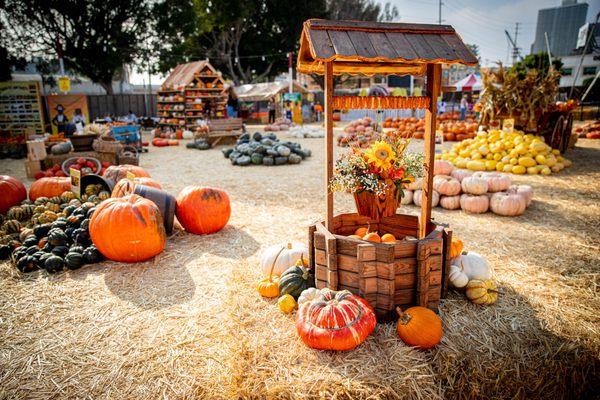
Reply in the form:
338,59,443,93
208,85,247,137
438,129,572,175
401,160,534,216
0,191,104,273
337,117,376,147
222,132,311,166
447,237,498,306
264,117,294,132
257,241,444,351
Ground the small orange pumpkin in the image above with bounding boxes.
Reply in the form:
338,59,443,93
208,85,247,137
449,236,463,259
396,306,442,349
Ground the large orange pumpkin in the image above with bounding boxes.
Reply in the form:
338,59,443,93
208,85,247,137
0,175,27,214
296,288,376,351
89,194,166,262
134,177,161,189
102,164,150,183
29,177,71,201
176,186,230,235
396,306,442,349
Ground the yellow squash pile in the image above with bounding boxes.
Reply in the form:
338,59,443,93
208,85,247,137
437,130,572,175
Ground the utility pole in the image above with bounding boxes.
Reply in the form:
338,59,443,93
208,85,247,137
438,0,443,24
512,22,520,65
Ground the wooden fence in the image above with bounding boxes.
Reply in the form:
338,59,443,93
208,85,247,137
86,94,157,120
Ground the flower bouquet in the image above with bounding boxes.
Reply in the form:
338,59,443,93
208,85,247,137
330,138,424,220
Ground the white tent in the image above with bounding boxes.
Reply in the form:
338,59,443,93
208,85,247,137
452,73,483,92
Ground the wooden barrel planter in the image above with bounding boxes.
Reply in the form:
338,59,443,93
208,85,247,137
308,214,452,321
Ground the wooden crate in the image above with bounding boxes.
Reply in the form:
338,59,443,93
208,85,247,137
308,213,452,321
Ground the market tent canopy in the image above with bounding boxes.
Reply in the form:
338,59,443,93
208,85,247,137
297,19,478,76
447,73,482,92
234,81,308,102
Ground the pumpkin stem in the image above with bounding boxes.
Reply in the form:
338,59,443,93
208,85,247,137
287,242,292,250
395,306,412,325
269,246,286,281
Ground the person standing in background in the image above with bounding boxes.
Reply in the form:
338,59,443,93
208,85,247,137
459,95,467,121
285,101,292,120
52,104,69,134
314,101,323,122
267,99,276,124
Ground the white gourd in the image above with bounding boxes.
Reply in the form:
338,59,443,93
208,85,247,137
401,189,413,205
448,264,469,288
260,241,308,277
453,252,491,280
297,288,321,307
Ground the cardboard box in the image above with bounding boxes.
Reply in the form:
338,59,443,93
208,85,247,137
27,139,47,161
25,160,41,178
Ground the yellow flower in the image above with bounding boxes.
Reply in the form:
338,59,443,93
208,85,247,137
364,141,395,170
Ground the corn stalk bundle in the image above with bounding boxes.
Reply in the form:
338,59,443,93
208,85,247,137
479,64,560,131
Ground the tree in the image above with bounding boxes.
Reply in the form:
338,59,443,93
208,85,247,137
154,0,328,85
311,0,399,89
511,52,563,79
467,44,481,64
0,0,155,94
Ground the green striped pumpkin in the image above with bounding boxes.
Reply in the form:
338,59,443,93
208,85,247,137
2,220,21,234
278,257,315,300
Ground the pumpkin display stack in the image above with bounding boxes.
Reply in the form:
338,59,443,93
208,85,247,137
438,129,572,175
402,160,534,216
3,191,105,273
222,132,311,167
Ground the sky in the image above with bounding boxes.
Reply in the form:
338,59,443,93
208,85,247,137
130,0,600,85
383,0,600,66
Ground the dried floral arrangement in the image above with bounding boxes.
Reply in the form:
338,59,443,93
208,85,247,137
330,138,424,197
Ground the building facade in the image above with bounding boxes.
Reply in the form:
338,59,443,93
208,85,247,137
531,0,588,57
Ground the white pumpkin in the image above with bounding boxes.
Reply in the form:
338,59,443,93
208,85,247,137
407,177,422,191
451,169,474,182
461,176,488,195
448,264,469,288
401,189,414,205
507,184,534,206
260,241,308,277
434,160,455,176
452,252,491,281
490,192,527,216
440,195,461,210
182,130,194,140
473,171,511,193
433,175,461,196
297,287,321,307
413,189,440,207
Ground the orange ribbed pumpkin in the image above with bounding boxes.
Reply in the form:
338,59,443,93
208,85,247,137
102,164,150,183
89,194,166,262
29,177,71,201
0,175,27,213
396,306,442,349
296,289,376,351
111,178,162,198
176,186,230,235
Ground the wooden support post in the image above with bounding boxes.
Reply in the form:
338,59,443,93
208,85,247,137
324,61,334,230
420,64,441,239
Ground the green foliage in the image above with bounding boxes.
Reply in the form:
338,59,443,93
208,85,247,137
510,52,563,79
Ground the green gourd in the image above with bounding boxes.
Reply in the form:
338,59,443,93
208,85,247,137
278,255,315,299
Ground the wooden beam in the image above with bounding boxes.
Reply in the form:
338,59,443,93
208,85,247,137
419,64,441,238
324,62,334,231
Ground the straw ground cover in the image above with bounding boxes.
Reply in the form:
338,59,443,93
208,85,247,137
0,129,598,399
